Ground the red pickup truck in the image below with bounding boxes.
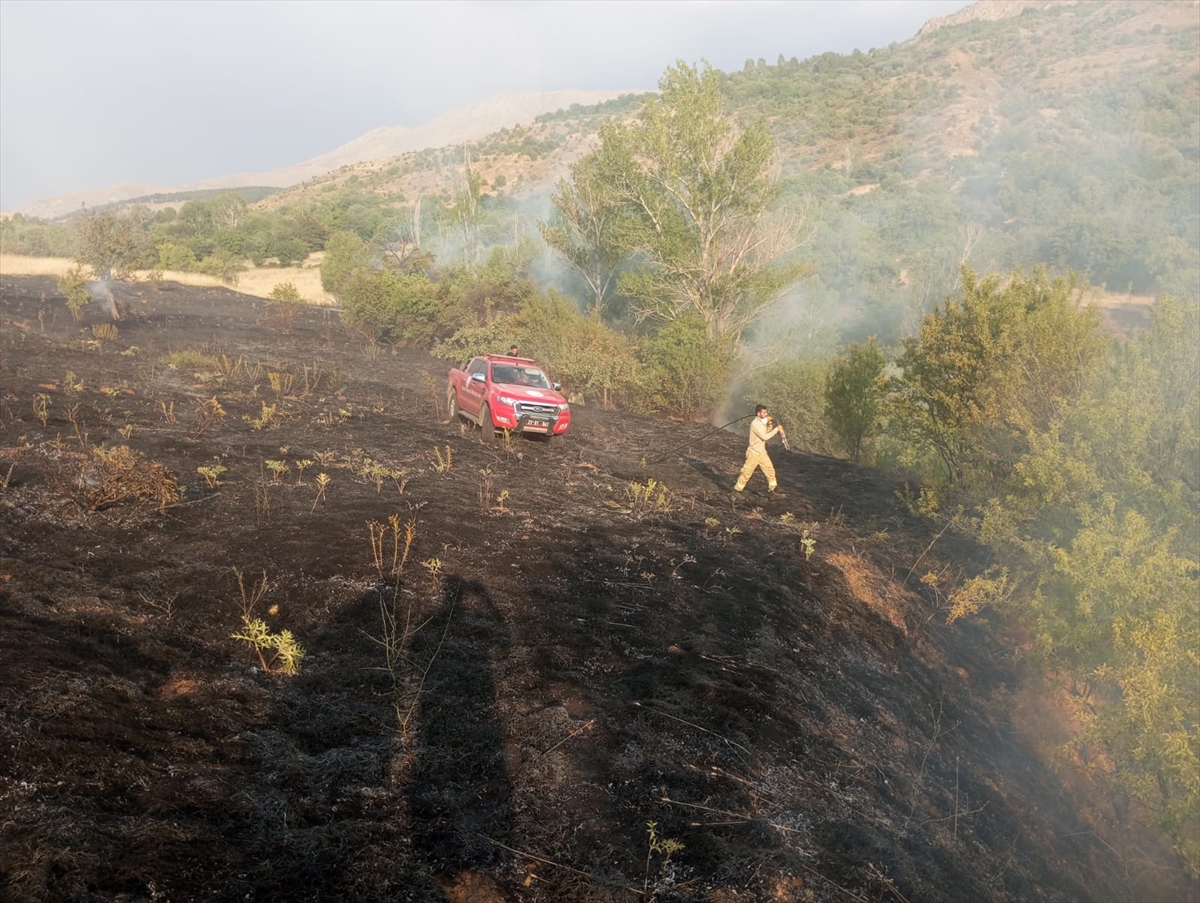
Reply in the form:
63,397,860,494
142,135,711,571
447,353,571,442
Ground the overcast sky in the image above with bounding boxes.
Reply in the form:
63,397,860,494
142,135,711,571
0,0,968,212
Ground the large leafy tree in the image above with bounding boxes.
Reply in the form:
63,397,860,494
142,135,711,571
556,61,809,341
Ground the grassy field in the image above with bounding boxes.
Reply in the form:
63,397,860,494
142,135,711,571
0,253,335,305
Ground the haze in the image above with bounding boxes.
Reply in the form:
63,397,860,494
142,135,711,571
0,0,968,213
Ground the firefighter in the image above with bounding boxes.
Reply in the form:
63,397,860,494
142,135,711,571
733,404,785,493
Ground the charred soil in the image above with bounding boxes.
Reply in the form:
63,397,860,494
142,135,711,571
0,276,1187,902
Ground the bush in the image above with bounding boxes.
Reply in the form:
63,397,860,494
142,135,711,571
269,282,304,304
267,282,306,328
340,269,442,346
742,356,838,455
431,317,515,364
636,314,733,421
57,265,91,322
511,291,640,407
196,250,246,286
320,230,371,298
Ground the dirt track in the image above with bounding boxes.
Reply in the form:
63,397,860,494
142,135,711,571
0,275,1186,902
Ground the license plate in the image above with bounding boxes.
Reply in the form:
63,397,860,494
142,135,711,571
527,419,548,429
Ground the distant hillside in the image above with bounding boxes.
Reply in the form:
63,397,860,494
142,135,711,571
12,90,643,221
251,0,1197,323
6,0,1194,342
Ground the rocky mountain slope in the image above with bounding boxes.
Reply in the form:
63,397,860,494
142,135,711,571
11,89,639,221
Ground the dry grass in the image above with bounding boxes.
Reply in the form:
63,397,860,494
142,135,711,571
828,551,910,635
0,253,336,305
0,254,77,277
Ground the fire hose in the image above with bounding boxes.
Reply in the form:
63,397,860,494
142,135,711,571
650,413,790,461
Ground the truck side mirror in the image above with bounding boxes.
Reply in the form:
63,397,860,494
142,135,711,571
471,372,485,383
554,383,562,392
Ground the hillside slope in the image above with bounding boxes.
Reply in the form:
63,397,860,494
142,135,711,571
236,0,1196,320
0,274,1189,902
10,90,641,221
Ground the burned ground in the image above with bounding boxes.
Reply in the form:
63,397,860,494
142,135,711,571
0,276,1188,902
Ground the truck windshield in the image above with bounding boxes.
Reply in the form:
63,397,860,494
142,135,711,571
492,365,550,388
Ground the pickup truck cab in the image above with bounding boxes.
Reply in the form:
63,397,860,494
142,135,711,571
447,353,571,442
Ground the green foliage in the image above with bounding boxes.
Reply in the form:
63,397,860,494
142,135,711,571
269,282,304,304
231,616,305,676
320,230,372,298
539,154,625,313
637,313,733,421
887,267,1106,492
430,317,515,364
570,60,811,341
825,336,886,463
742,355,837,456
510,291,640,408
57,265,91,322
438,243,537,328
266,282,306,327
195,249,246,286
340,268,442,346
157,241,199,273
0,213,74,257
927,292,1200,874
75,208,154,278
534,92,649,123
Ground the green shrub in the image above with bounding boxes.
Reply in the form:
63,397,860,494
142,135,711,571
340,269,442,346
742,356,838,455
269,282,304,304
636,314,733,421
57,265,91,322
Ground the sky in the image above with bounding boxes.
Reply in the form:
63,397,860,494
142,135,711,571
0,0,968,212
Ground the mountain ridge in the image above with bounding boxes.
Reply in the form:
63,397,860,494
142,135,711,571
10,89,643,220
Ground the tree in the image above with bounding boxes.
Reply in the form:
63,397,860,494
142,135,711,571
320,231,372,299
888,267,1106,490
825,336,886,463
448,146,483,263
566,60,810,341
74,208,149,319
638,314,734,421
539,154,624,314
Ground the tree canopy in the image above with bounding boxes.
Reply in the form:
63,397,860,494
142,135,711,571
550,61,811,341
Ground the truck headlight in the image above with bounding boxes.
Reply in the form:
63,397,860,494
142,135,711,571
557,404,570,413
497,395,516,406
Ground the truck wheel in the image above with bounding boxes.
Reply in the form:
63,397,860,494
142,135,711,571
448,391,459,422
479,404,495,443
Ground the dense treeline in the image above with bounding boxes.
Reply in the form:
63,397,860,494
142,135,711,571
896,279,1198,877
